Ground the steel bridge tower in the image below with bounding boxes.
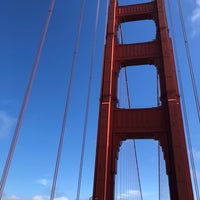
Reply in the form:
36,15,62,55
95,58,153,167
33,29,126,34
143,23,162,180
93,0,194,199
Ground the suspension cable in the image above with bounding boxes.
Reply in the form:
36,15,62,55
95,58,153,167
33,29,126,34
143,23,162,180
75,0,101,199
158,144,161,200
0,1,55,198
119,24,143,200
176,0,200,121
167,0,200,199
157,69,161,200
49,0,86,199
124,66,131,108
119,25,130,108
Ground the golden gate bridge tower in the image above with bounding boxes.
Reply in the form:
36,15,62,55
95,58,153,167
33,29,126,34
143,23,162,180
93,0,194,199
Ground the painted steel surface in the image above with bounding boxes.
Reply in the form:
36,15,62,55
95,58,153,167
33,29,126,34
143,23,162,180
93,0,194,199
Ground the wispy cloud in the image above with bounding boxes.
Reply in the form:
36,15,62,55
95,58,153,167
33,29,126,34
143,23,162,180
4,195,20,200
190,0,200,37
32,196,44,200
0,111,16,139
54,197,69,200
3,194,69,200
116,189,140,200
37,178,49,186
32,195,68,200
193,149,200,161
31,195,68,200
191,148,200,164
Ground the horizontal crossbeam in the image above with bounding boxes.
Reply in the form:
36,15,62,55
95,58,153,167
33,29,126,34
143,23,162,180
117,1,155,22
113,107,167,139
116,41,160,66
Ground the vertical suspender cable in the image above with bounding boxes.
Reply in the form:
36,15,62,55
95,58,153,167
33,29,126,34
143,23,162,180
167,0,200,199
119,23,131,107
157,71,161,200
157,71,161,107
176,0,200,122
0,1,55,198
158,144,161,200
119,24,143,200
132,141,143,200
124,68,131,108
75,0,101,199
120,150,122,198
49,0,86,199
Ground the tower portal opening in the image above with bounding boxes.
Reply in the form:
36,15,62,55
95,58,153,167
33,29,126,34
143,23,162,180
117,65,159,108
115,139,170,200
118,20,156,44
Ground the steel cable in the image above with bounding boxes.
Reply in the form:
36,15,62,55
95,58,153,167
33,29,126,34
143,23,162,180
75,0,101,199
0,0,55,198
167,0,200,199
157,71,162,200
119,23,143,200
176,0,200,122
158,144,161,200
49,0,86,199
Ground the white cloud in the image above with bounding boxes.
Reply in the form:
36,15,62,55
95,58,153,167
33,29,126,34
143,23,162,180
31,195,68,200
193,149,200,161
197,0,200,6
37,178,49,186
0,111,16,138
191,8,200,22
190,0,200,36
117,190,140,200
5,195,21,200
196,150,200,159
54,197,69,200
3,194,69,200
32,195,44,200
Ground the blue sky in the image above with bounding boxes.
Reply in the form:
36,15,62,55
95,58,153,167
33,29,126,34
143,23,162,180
0,0,199,200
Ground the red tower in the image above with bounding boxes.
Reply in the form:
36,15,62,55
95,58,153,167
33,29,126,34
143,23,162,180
93,0,194,199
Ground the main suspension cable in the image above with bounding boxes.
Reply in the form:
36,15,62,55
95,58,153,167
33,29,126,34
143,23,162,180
176,0,200,121
167,0,200,199
49,0,86,199
0,1,55,198
75,0,101,199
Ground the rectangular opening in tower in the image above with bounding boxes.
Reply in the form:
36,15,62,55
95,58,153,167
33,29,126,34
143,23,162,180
118,20,156,44
117,65,160,108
